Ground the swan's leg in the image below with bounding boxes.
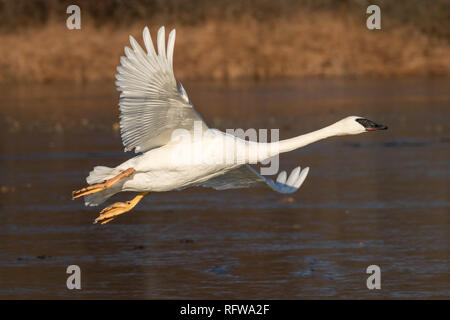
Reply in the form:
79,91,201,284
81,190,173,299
72,168,135,199
94,192,149,225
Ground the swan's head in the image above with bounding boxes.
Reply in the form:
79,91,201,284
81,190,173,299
334,116,388,135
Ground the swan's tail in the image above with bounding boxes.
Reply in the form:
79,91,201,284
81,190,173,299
86,166,118,185
83,166,123,206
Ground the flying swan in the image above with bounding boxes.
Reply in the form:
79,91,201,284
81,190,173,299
72,26,388,224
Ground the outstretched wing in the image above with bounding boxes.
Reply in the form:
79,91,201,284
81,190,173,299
115,26,207,153
198,165,310,194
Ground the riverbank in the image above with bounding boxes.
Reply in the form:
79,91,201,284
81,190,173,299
1,11,449,83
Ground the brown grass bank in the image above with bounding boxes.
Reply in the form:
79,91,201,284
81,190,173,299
0,11,449,83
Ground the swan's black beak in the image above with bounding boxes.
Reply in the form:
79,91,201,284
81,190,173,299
356,118,388,131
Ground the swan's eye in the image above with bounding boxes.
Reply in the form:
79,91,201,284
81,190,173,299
356,118,388,131
356,118,373,127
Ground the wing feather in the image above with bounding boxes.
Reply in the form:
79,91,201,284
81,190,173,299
198,165,310,194
116,26,207,153
157,27,166,60
143,27,157,59
167,29,176,70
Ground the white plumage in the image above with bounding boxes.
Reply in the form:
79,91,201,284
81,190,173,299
73,26,387,224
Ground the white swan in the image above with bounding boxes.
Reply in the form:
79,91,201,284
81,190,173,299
72,26,388,224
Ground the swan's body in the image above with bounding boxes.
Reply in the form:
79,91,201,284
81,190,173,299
73,26,387,224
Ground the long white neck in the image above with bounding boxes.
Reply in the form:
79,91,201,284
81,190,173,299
274,123,342,154
245,122,343,162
